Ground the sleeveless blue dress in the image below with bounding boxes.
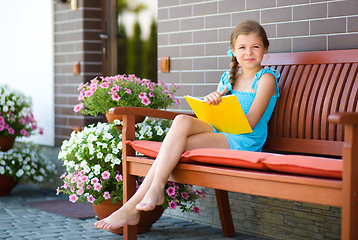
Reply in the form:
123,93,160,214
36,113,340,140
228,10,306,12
212,68,280,152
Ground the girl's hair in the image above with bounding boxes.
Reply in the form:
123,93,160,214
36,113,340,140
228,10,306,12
229,20,269,87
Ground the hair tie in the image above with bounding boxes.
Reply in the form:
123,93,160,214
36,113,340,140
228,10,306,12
227,48,233,57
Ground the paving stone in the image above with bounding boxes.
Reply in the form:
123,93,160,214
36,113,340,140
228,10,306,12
0,184,272,240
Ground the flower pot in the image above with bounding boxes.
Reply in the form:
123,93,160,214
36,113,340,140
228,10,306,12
105,112,146,125
0,174,18,196
0,136,16,152
92,199,164,234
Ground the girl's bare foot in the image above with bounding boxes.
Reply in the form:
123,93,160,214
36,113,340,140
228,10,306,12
94,204,140,230
136,184,165,211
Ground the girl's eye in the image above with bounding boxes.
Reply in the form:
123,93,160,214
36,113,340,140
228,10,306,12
254,45,260,48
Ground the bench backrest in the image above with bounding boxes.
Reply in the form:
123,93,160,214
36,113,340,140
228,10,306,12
262,49,358,156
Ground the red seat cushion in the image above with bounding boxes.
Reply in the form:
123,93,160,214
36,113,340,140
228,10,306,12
182,148,273,171
125,140,194,163
262,155,342,179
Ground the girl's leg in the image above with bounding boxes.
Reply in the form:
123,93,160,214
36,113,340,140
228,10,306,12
95,115,230,230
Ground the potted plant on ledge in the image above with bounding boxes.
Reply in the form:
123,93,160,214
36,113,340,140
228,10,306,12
73,74,180,123
57,120,205,234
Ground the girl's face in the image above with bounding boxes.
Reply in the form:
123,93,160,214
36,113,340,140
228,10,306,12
231,33,267,70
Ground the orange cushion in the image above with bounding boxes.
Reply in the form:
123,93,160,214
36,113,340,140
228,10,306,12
262,155,342,179
182,148,273,171
125,140,194,163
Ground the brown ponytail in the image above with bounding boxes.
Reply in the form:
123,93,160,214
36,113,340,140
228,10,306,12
229,56,239,88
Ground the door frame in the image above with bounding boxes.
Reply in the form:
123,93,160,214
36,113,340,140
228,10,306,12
101,0,117,77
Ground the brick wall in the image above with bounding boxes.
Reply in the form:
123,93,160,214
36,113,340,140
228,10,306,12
158,0,357,239
54,0,102,146
159,0,358,113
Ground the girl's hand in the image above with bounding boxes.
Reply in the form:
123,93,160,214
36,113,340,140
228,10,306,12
204,87,228,105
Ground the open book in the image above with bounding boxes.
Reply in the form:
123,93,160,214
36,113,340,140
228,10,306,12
184,95,253,134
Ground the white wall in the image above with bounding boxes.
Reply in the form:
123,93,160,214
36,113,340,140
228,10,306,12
0,0,54,146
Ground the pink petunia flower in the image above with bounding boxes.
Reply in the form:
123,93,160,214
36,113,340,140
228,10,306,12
111,86,119,92
70,186,75,192
112,94,120,101
76,188,84,195
169,201,177,209
94,183,102,191
81,176,89,182
78,93,84,101
115,174,122,182
141,96,151,106
87,195,95,203
149,92,154,97
56,187,61,195
181,192,189,200
62,182,68,188
69,194,78,203
91,177,99,185
138,92,147,99
101,171,110,180
125,88,131,94
103,191,111,200
99,82,109,88
86,185,91,189
192,205,200,214
8,128,15,135
74,103,84,112
84,90,94,97
39,128,44,135
20,129,29,136
166,187,175,197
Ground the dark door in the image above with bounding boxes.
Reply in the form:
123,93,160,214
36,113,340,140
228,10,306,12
101,0,157,81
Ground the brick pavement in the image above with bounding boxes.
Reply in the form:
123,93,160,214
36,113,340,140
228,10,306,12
0,184,272,240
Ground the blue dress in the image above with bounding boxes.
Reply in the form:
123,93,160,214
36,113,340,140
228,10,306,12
212,68,280,152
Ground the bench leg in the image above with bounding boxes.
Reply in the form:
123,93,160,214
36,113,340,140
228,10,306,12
341,124,358,240
215,189,235,237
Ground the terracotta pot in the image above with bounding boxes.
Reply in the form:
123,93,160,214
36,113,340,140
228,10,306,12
0,136,16,152
0,174,18,196
92,199,164,234
105,112,146,125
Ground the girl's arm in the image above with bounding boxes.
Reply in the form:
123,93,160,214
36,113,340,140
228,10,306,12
246,73,277,128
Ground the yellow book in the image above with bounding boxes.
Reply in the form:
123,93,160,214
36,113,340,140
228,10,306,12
184,95,253,134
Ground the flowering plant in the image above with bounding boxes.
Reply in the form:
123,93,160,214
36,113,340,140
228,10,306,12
57,119,205,214
74,74,180,117
0,85,43,138
0,142,57,182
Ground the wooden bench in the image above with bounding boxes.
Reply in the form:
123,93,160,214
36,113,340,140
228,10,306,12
110,49,358,240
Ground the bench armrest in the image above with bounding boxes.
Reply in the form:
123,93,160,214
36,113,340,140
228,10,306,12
328,112,358,125
107,106,195,120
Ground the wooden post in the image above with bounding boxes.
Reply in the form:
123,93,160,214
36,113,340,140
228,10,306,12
122,114,137,240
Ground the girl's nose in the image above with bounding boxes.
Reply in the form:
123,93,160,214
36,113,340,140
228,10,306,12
246,48,253,55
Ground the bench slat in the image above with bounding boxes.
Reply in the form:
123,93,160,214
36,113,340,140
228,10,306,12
127,157,342,207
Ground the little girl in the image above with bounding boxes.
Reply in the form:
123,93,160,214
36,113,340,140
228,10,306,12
94,20,280,230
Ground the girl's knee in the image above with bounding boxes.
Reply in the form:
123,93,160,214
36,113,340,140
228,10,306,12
172,114,194,131
173,114,192,125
